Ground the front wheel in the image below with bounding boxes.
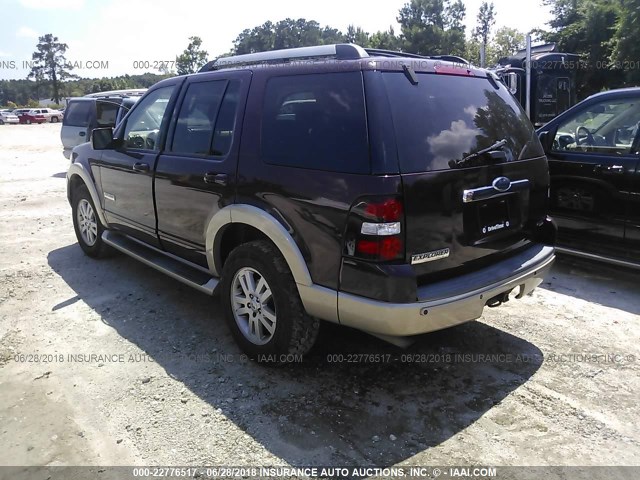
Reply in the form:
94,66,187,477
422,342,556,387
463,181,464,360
220,240,319,362
26,119,31,124
72,185,111,258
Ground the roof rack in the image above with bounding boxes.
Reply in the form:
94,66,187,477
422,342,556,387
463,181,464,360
200,43,369,72
364,48,470,65
84,89,147,98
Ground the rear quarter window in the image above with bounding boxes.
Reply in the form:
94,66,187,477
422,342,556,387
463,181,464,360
64,101,93,127
382,73,544,172
261,72,370,174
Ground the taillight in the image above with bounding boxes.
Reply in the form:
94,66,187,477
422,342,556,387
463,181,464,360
344,196,405,262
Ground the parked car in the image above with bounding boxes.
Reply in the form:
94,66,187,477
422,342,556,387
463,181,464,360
13,108,31,118
537,87,640,268
0,110,20,124
23,107,63,123
61,93,144,157
19,110,48,124
67,44,556,359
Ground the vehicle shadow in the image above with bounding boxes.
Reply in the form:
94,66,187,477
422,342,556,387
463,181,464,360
48,243,543,467
541,256,640,315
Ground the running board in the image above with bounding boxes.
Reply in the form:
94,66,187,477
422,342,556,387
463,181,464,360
102,231,219,295
555,246,640,270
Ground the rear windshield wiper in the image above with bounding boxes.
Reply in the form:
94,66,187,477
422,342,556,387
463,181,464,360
449,139,508,169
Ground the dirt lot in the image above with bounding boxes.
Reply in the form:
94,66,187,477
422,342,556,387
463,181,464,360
0,124,639,473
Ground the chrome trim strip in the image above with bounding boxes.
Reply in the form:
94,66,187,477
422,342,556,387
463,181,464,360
463,179,530,203
555,246,640,270
67,163,109,227
103,192,115,202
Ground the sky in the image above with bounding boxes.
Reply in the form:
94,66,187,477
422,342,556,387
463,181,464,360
0,0,552,81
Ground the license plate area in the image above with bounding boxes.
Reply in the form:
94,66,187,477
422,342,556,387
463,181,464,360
464,193,520,243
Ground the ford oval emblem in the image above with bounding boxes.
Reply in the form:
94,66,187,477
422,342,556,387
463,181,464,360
492,176,512,192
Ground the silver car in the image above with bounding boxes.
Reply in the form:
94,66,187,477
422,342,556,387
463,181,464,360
0,110,20,125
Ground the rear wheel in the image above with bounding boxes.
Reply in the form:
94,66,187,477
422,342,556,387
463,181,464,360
0,120,4,125
72,185,111,258
51,116,59,123
220,240,319,362
26,119,31,125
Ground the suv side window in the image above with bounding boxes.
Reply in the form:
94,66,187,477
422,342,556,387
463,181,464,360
96,101,119,127
261,72,369,174
124,86,174,151
553,97,640,155
171,80,227,156
64,101,92,127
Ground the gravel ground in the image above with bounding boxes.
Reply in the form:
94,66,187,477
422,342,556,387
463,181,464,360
0,124,639,473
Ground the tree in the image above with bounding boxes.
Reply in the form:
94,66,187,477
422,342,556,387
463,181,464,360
232,19,346,55
176,36,209,75
28,33,75,104
610,0,640,84
369,26,402,50
345,25,371,47
397,0,467,56
473,1,495,66
541,0,620,97
491,27,525,64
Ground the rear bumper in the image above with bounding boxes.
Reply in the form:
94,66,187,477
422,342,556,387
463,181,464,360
337,245,555,337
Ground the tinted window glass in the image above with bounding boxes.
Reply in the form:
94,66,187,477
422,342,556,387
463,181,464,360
124,86,174,151
382,73,544,173
553,97,640,155
96,101,119,127
212,80,241,156
171,80,226,156
64,101,92,127
261,72,369,174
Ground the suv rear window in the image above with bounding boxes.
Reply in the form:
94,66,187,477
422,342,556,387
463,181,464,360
261,72,369,174
64,101,92,127
382,73,544,173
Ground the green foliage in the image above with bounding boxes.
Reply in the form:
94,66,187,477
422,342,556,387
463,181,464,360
28,33,77,104
175,36,208,75
610,0,640,84
397,0,467,56
346,25,371,48
0,73,169,105
369,27,402,50
232,18,350,54
27,99,39,107
540,0,621,97
6,101,17,109
491,27,525,64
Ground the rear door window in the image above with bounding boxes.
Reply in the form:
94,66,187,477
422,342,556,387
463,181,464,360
96,101,120,127
261,72,369,174
382,73,544,172
64,101,92,127
171,80,227,156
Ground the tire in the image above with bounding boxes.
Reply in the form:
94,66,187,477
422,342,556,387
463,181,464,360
51,116,59,123
26,119,31,124
72,185,111,258
220,240,319,362
0,120,4,125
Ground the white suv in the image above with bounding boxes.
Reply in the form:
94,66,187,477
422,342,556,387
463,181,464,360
29,108,64,123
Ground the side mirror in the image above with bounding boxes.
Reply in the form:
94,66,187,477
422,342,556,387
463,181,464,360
538,131,553,152
505,72,518,95
92,127,114,150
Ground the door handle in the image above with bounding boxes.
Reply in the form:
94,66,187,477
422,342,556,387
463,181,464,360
79,131,86,137
203,173,228,186
609,165,625,173
132,162,149,172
